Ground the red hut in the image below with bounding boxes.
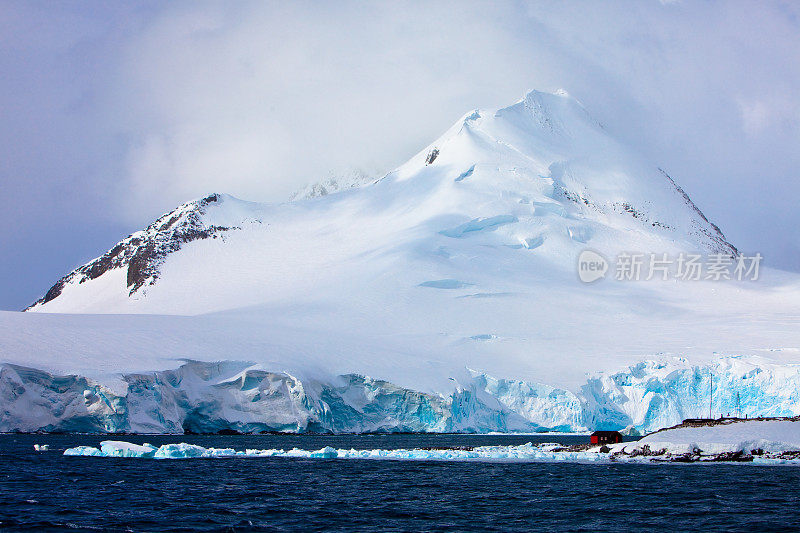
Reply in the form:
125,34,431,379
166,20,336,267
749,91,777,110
590,430,623,444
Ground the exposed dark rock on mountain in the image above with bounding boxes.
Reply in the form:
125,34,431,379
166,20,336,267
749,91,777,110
26,194,237,309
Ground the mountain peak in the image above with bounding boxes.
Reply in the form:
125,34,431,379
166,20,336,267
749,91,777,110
28,91,735,313
485,89,598,142
392,89,734,258
522,87,575,106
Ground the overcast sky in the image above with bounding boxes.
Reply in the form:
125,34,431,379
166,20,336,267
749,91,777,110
1,1,799,311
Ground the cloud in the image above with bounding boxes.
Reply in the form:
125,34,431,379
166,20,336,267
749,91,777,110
738,97,800,136
108,1,539,219
102,2,800,226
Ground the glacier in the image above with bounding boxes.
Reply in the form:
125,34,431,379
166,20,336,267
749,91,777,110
4,90,800,436
4,356,800,435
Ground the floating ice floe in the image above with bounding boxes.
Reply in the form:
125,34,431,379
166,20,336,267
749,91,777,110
63,441,605,462
61,438,800,465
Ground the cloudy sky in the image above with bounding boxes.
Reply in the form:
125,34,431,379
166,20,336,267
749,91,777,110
1,1,799,310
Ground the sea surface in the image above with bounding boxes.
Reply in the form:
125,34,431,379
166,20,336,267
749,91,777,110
1,433,799,532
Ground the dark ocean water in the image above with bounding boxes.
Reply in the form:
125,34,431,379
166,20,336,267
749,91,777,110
1,433,799,532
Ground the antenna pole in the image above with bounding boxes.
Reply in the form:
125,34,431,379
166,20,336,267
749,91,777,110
709,371,713,419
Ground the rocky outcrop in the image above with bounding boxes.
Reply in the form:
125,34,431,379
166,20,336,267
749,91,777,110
25,194,237,310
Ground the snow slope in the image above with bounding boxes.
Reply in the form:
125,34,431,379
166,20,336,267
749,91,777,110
639,419,800,454
26,90,736,315
4,90,800,434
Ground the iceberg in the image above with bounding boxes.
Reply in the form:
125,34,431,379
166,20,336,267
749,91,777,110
99,441,158,458
64,446,105,457
63,441,608,463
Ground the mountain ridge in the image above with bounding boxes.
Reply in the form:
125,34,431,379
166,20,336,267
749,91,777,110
27,90,736,313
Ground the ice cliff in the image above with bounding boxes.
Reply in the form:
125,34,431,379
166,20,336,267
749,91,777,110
3,357,799,435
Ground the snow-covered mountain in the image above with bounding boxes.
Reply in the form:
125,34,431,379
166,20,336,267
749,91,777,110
27,90,735,314
4,90,800,434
